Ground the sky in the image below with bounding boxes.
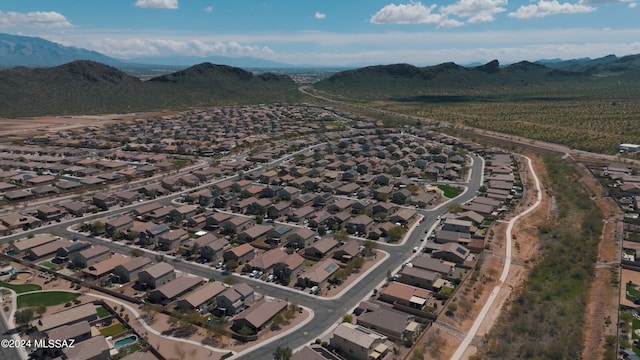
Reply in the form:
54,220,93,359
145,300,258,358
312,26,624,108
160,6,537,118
0,0,639,66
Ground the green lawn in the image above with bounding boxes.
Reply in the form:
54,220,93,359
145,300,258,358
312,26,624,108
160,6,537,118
439,287,454,296
118,343,141,357
628,232,640,241
481,220,494,227
437,184,464,198
17,291,78,308
38,261,58,269
99,323,127,337
96,306,111,318
627,282,640,301
0,281,42,294
633,318,640,340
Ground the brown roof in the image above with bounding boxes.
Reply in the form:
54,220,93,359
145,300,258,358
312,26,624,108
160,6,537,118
118,256,152,272
78,245,110,260
228,243,255,257
82,254,130,277
141,262,175,279
380,282,431,302
178,281,227,308
152,276,203,300
233,298,287,329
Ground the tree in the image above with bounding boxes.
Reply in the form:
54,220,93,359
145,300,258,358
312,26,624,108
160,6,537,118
225,259,239,270
317,225,327,236
342,314,353,323
190,242,200,257
386,226,407,242
447,203,463,214
334,230,349,242
271,313,285,330
36,305,47,317
273,346,292,360
131,248,144,257
15,308,34,326
238,325,254,337
362,240,378,256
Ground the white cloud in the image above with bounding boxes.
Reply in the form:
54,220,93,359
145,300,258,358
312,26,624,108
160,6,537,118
78,37,273,58
134,0,178,9
441,0,507,23
204,6,213,12
370,2,463,28
0,10,72,29
314,12,327,19
630,2,638,7
509,0,596,19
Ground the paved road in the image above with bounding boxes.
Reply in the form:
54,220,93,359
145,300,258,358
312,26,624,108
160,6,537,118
0,313,21,360
0,147,484,359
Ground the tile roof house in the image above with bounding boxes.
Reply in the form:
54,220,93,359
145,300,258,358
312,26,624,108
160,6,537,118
357,306,418,341
287,227,316,249
137,262,175,289
149,276,203,304
61,335,110,360
71,245,110,268
330,323,389,360
34,303,97,332
231,297,288,334
157,229,188,251
304,238,339,259
332,240,362,262
176,281,227,312
216,283,255,315
223,243,256,265
297,259,340,288
114,256,152,283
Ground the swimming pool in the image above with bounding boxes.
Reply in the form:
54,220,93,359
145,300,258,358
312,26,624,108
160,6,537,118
114,335,137,349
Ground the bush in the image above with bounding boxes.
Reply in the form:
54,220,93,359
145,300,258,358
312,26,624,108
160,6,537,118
64,302,72,307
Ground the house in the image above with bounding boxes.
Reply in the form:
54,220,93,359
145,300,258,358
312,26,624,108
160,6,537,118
441,218,473,233
200,237,230,262
357,305,418,341
0,212,41,230
287,227,316,249
34,303,97,332
288,206,315,222
72,245,110,268
273,252,305,280
398,266,441,290
62,201,90,217
435,230,471,245
114,190,141,204
26,239,72,260
176,281,227,312
379,282,432,309
13,234,57,253
114,257,151,283
266,225,292,244
292,346,345,360
170,205,199,222
36,205,66,222
104,215,133,236
132,202,163,217
267,201,290,219
221,216,255,234
305,238,339,259
238,224,272,243
297,259,340,288
60,335,110,360
205,212,231,229
80,254,130,280
346,215,374,235
432,243,470,264
248,248,289,273
223,243,256,265
157,229,188,251
137,262,175,289
231,298,288,334
391,189,412,205
216,283,255,315
46,320,91,344
333,240,362,262
330,323,389,360
411,256,455,279
389,208,417,226
149,276,203,304
92,193,117,210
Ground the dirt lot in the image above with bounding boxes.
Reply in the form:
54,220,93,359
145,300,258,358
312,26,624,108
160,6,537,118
410,154,550,360
0,111,178,138
578,163,623,360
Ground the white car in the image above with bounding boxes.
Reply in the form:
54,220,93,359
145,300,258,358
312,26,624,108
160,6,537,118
413,247,419,253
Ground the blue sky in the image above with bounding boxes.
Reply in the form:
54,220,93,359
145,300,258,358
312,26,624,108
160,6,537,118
0,0,638,66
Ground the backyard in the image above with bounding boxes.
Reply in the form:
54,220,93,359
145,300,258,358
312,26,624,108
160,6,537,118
437,184,463,199
0,281,41,294
99,323,127,337
626,282,640,302
17,291,78,308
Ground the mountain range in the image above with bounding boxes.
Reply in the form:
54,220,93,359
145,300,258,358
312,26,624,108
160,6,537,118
2,32,640,72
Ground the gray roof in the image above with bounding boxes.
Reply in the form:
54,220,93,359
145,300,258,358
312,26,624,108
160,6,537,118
141,262,174,279
152,276,203,300
118,256,151,272
357,307,412,336
46,320,90,341
62,335,109,360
